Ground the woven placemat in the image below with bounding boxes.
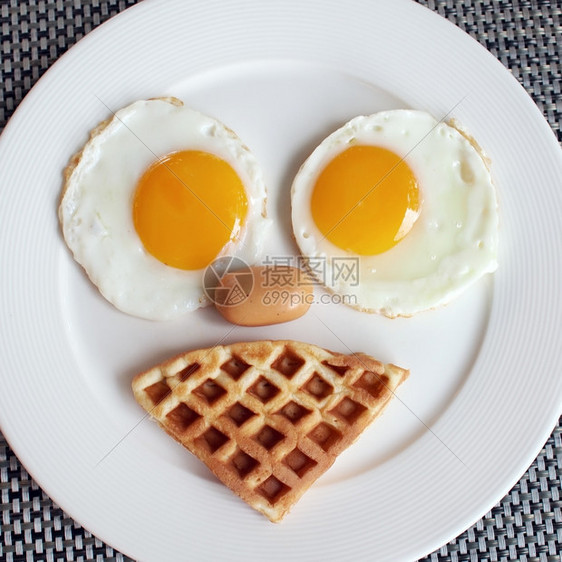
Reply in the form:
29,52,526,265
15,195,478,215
1,1,560,560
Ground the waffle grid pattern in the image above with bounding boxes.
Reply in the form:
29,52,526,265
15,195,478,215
0,0,561,560
132,342,404,522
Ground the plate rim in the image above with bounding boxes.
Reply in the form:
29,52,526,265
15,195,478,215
1,0,561,560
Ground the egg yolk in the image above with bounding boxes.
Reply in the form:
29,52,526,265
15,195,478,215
311,145,420,255
133,150,248,270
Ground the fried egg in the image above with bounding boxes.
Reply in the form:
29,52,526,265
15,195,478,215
291,109,498,317
59,98,270,320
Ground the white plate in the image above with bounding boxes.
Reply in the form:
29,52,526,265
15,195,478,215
0,0,561,560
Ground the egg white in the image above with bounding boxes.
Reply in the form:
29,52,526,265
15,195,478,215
291,109,499,317
59,98,270,321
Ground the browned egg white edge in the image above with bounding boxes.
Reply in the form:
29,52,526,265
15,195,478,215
58,96,269,285
290,115,498,320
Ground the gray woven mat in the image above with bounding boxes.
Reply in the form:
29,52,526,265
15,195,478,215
1,1,560,560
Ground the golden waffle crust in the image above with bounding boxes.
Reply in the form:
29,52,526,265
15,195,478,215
132,340,409,522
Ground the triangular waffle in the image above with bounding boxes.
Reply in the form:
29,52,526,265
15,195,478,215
132,340,408,522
